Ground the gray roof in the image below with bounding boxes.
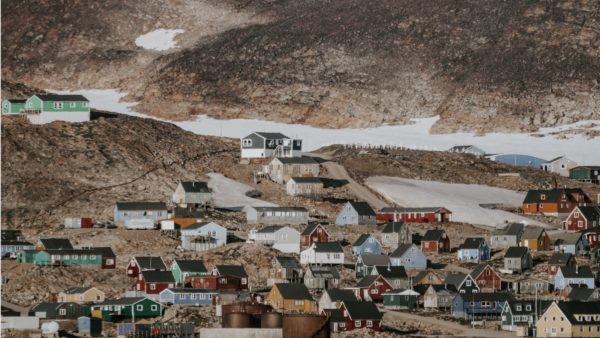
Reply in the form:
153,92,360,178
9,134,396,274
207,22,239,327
559,266,594,279
348,201,376,216
390,243,419,258
308,264,340,279
174,259,207,273
548,252,573,265
180,181,209,193
492,223,524,236
96,297,150,306
6,99,26,103
172,207,205,218
556,301,600,324
505,246,530,258
253,132,290,139
459,237,486,250
274,256,302,269
275,157,318,165
215,265,248,278
553,232,584,245
360,253,390,266
342,301,382,320
469,264,494,279
568,286,598,301
40,238,73,250
422,229,446,241
353,234,375,247
357,275,386,288
444,273,467,289
382,221,406,233
301,223,327,236
116,201,167,211
274,283,312,300
134,256,167,270
141,270,176,283
289,177,323,184
373,266,408,279
507,300,552,315
257,225,284,233
520,227,545,240
313,241,343,253
36,94,89,102
458,292,513,302
252,206,308,212
92,247,116,258
62,287,95,295
1,230,23,241
164,288,217,294
324,289,357,303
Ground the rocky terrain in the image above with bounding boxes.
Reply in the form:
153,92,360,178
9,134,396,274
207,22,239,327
2,0,599,132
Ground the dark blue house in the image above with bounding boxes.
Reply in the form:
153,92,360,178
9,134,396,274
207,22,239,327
451,292,512,320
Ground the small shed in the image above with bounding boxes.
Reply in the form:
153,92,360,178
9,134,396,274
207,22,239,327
78,316,102,336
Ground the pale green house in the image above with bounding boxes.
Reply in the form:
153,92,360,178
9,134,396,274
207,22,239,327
2,99,26,114
22,94,90,124
170,259,209,285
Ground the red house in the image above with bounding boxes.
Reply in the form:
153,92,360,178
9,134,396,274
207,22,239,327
376,207,452,224
185,275,245,291
468,264,501,292
350,275,392,302
337,301,382,332
420,229,450,253
134,270,175,294
580,227,600,250
126,256,167,277
300,223,330,248
95,247,116,269
565,206,600,231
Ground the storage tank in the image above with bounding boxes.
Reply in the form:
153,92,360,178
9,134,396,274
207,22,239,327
222,312,252,328
283,314,330,338
261,312,283,328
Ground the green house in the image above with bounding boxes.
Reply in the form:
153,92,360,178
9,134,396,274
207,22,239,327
570,166,600,184
382,289,420,310
2,99,26,114
170,259,209,285
91,297,162,321
22,94,90,124
17,250,51,264
17,249,103,267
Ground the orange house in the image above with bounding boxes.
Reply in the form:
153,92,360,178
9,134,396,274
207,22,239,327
522,188,591,216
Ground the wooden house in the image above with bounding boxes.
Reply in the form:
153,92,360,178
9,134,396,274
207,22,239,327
376,207,452,223
382,289,420,310
252,225,300,254
158,288,217,306
170,259,208,285
565,206,600,231
90,297,161,321
214,265,249,290
300,241,344,265
318,289,357,313
501,300,552,332
370,266,409,289
355,253,390,278
134,271,176,295
2,98,26,114
423,285,456,310
519,227,551,251
490,223,524,249
535,301,600,338
469,264,501,292
172,181,211,207
553,232,589,256
451,292,513,320
21,94,90,124
186,265,249,291
246,206,309,225
504,246,533,272
58,287,105,304
336,301,382,332
269,256,304,285
18,249,104,267
29,302,89,320
286,177,324,197
390,243,427,270
457,237,490,262
94,247,116,269
541,156,578,177
380,221,410,250
265,157,319,184
413,270,444,286
349,275,392,302
265,283,315,313
555,266,595,290
511,277,552,295
336,201,376,225
351,234,382,256
180,221,227,251
240,132,301,159
300,223,329,248
522,188,591,216
114,202,168,229
127,256,167,278
304,264,340,289
569,166,600,184
166,207,207,230
420,229,450,253
547,252,576,275
444,272,480,294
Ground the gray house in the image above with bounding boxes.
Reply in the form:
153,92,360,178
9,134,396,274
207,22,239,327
172,181,211,207
335,201,376,225
503,247,533,272
240,132,302,159
318,289,357,313
390,244,427,270
269,256,304,286
114,202,168,229
265,157,320,184
180,222,227,252
512,277,552,295
246,206,309,225
423,285,456,310
304,264,340,290
490,223,524,249
252,225,301,254
380,221,410,250
286,177,324,197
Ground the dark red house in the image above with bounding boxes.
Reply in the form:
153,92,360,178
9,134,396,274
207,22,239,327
337,301,382,332
580,227,600,250
349,275,392,302
95,247,116,269
301,223,330,248
185,275,245,291
376,207,452,224
420,229,450,253
134,270,175,295
468,264,501,292
565,206,600,231
127,256,167,277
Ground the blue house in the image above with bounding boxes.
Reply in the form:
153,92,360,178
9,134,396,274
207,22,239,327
158,288,217,306
335,201,376,225
352,234,382,256
180,222,227,251
457,238,490,262
1,240,34,259
451,292,512,320
355,254,390,278
390,244,427,270
552,232,589,256
114,202,168,228
554,266,595,290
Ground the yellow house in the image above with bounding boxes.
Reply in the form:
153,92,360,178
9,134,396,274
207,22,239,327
413,270,443,286
536,301,600,337
519,227,552,251
58,287,105,304
266,283,315,313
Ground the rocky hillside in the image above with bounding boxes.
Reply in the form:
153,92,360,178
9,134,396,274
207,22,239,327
2,0,599,132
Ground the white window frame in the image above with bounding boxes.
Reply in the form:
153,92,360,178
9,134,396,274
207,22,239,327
59,308,66,315
53,101,64,109
151,305,158,311
83,102,89,107
69,102,76,108
366,320,373,327
136,305,143,311
355,321,361,328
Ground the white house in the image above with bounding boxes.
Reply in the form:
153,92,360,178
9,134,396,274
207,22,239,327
172,181,211,207
300,242,344,265
180,222,227,252
541,156,578,177
240,132,302,158
252,225,301,254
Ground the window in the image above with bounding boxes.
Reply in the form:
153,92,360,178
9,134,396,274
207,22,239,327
151,305,158,311
366,320,373,327
465,280,471,286
136,305,143,311
241,278,247,285
370,289,378,294
516,305,522,311
59,308,66,315
69,102,76,108
355,321,361,328
83,102,89,107
339,323,345,328
242,139,252,147
90,255,96,260
106,259,114,265
150,284,156,290
53,101,64,109
295,300,304,306
525,305,531,311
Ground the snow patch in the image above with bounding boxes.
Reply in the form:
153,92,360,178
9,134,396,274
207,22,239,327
366,176,547,228
135,29,184,51
207,173,277,210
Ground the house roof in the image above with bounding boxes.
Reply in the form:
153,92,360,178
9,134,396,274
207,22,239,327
289,177,323,184
507,300,552,314
353,234,375,247
575,206,600,221
492,223,524,236
505,246,530,258
422,229,446,241
253,132,290,139
39,238,73,250
324,289,357,303
174,259,207,273
469,264,494,279
36,94,89,102
523,188,590,204
390,243,419,258
383,289,420,296
134,256,166,270
275,157,317,165
342,301,382,321
444,272,467,289
252,206,308,212
301,223,327,236
215,265,248,278
356,275,386,288
62,287,95,295
520,227,545,240
558,266,594,279
548,252,573,265
313,241,343,253
141,270,176,283
414,270,438,283
274,283,312,300
2,240,33,246
379,207,446,213
323,309,344,322
348,201,376,216
256,225,284,234
184,222,223,231
163,288,217,294
180,181,210,193
308,264,340,279
572,166,600,171
30,302,66,313
96,297,149,306
459,237,486,250
6,99,26,103
556,301,600,324
92,247,116,257
458,292,513,302
274,256,301,269
360,253,390,266
568,286,598,301
1,230,23,241
553,232,584,245
116,201,167,211
381,221,406,233
374,266,408,279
